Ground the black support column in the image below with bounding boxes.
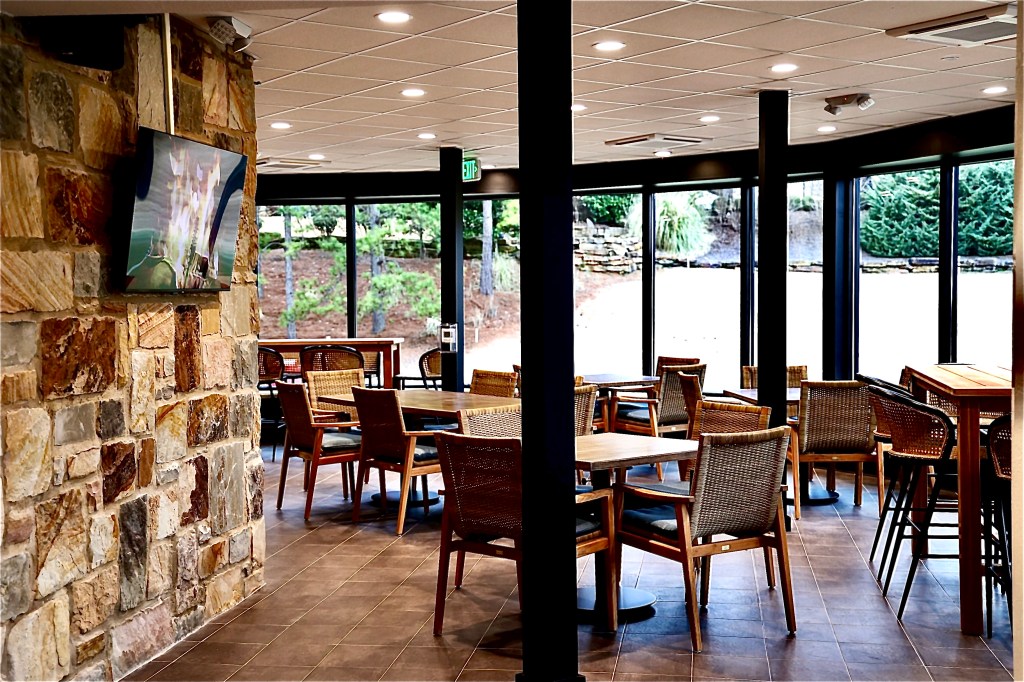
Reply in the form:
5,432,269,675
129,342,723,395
739,181,756,368
822,171,857,380
346,197,357,338
756,90,789,428
517,0,580,680
641,186,656,376
938,159,959,363
439,146,465,391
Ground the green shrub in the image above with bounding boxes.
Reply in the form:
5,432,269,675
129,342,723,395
789,195,818,212
958,160,1014,256
492,252,520,293
575,194,635,226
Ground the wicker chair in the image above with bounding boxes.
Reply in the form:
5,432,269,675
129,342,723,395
615,425,795,652
361,351,382,387
350,387,441,536
275,382,361,521
258,346,286,461
866,385,958,619
855,373,915,515
741,364,807,418
419,348,442,390
457,404,522,437
984,414,1012,638
512,363,522,397
469,368,518,397
299,344,364,382
433,431,618,634
610,363,706,481
791,380,877,518
305,369,364,423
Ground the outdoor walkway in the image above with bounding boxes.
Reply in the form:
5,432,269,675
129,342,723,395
123,450,1013,681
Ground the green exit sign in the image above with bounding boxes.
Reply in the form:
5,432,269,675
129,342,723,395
462,157,480,182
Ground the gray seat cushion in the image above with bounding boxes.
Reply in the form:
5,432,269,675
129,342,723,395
621,505,678,538
575,516,602,537
322,432,361,451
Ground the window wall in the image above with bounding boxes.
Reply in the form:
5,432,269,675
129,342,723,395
857,168,940,381
786,180,824,383
573,193,642,375
653,188,741,392
956,159,1014,366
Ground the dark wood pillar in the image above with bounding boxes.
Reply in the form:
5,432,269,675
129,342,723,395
439,146,465,391
822,171,857,380
641,186,656,375
516,0,580,680
757,90,789,428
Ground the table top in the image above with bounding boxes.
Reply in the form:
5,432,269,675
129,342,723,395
259,338,404,349
722,387,801,404
903,364,1011,398
321,389,519,418
575,432,698,472
582,374,658,388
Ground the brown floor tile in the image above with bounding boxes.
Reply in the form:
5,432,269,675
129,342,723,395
236,607,310,626
226,665,314,681
917,646,1007,669
927,667,1013,681
691,652,769,680
318,644,401,670
149,661,241,681
616,649,693,676
767,657,851,682
305,666,388,681
154,640,199,661
176,642,266,666
120,661,169,681
206,623,288,644
838,641,920,665
455,670,518,681
614,675,690,682
244,638,335,668
846,662,932,681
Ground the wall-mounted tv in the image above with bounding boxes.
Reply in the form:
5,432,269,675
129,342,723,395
125,127,247,292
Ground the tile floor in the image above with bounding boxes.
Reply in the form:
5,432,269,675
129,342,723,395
123,446,1013,681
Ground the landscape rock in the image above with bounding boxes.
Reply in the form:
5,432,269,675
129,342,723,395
5,506,34,545
45,166,112,246
29,70,74,151
155,401,187,462
201,337,233,389
147,541,176,599
4,407,52,501
137,304,174,348
3,591,71,681
187,394,229,446
79,84,124,168
75,251,103,297
67,447,101,479
148,488,179,540
110,600,173,678
55,402,97,446
0,43,26,139
209,442,245,534
0,321,36,366
76,632,106,665
36,488,88,597
2,369,38,403
178,455,209,525
1,149,43,237
96,399,126,440
71,563,119,633
130,351,155,433
118,496,148,611
89,513,118,569
40,317,118,397
174,305,201,392
0,251,73,313
1,553,33,620
101,441,136,504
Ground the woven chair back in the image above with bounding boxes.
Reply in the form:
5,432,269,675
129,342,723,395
866,385,955,462
854,373,913,439
799,380,876,454
300,345,364,381
470,369,518,397
361,351,381,385
512,364,522,397
306,369,364,418
690,426,790,539
677,373,704,432
656,356,701,375
741,365,807,389
691,400,771,439
419,348,442,389
435,432,523,542
987,414,1012,480
573,384,598,436
458,405,522,437
658,364,705,425
258,347,285,385
276,382,317,451
351,387,409,463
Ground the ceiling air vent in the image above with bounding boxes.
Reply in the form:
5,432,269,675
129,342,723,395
255,157,328,170
604,132,707,149
886,3,1017,47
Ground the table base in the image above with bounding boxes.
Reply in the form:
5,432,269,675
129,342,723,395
576,586,657,614
370,490,441,508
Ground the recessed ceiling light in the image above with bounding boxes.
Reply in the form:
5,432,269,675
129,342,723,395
308,153,325,161
571,104,588,112
982,85,1008,95
482,164,496,170
654,150,672,157
376,11,410,24
593,40,625,52
817,125,837,133
770,63,798,74
417,132,436,140
270,121,292,130
699,115,720,123
401,87,425,97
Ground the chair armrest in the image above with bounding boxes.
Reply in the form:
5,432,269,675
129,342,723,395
610,396,657,407
616,482,694,503
312,420,360,430
406,430,443,438
606,385,656,398
575,488,613,504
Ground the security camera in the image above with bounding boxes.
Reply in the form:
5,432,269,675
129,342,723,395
823,93,873,116
824,103,842,115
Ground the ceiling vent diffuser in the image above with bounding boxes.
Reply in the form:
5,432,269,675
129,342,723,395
604,132,707,149
255,157,328,170
886,3,1017,47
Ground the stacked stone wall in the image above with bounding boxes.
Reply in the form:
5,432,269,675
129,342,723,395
1,15,262,681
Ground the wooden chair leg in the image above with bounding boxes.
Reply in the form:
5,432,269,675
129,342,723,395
276,450,291,510
378,469,389,514
826,464,837,492
341,462,350,501
763,547,776,588
420,475,430,517
455,550,466,587
876,446,887,516
699,555,711,608
773,499,797,634
433,521,452,636
304,458,319,521
679,508,701,653
351,460,367,523
395,465,415,536
303,460,310,491
854,463,864,507
788,427,801,520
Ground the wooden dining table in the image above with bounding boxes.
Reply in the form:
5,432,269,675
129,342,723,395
258,337,405,387
319,388,520,418
901,363,1012,636
575,432,699,616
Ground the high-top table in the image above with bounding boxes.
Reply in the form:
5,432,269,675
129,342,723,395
902,363,1011,636
257,338,404,387
319,388,519,418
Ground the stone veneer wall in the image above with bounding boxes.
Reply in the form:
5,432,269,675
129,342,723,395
0,14,263,681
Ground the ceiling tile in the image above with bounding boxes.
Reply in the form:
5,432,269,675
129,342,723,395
257,72,387,96
310,55,441,81
613,3,780,40
413,67,517,89
791,62,921,88
949,58,1017,79
441,90,519,109
355,82,478,101
258,21,406,53
876,70,993,93
572,2,680,28
398,101,503,120
574,61,694,86
254,88,334,108
878,43,1013,70
234,13,293,34
246,44,341,72
463,52,518,72
426,12,519,47
711,1,852,17
572,31,684,61
465,110,518,125
796,32,938,61
585,86,690,105
363,35,512,66
308,3,484,32
718,18,872,51
626,41,776,70
309,96,414,114
717,54,856,79
805,1,1001,30
648,71,768,93
274,108,375,124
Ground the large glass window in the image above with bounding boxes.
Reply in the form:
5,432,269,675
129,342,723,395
857,168,940,381
355,202,442,378
573,193,642,376
956,159,1014,366
463,199,521,380
787,180,823,382
654,188,741,392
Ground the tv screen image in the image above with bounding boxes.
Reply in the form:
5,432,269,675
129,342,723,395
125,127,247,292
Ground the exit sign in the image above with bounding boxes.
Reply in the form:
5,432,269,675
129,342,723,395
462,157,480,182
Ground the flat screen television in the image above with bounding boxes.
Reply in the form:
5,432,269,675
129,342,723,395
125,127,247,292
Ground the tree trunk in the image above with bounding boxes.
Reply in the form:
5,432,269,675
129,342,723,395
283,213,297,339
480,200,496,317
367,204,386,335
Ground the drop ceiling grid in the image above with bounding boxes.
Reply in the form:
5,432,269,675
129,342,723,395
235,0,1016,172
